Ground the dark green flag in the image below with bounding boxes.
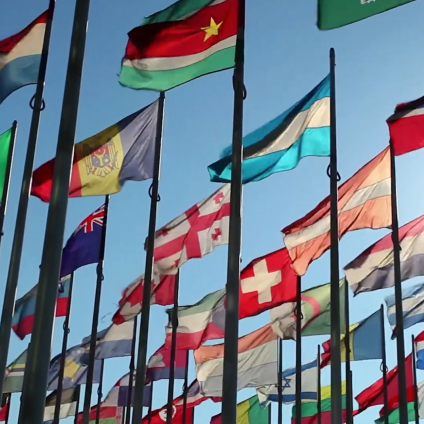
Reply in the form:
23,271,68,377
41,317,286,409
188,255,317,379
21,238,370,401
0,128,12,202
318,0,416,30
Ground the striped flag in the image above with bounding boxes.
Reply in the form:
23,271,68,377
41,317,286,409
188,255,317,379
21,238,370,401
210,396,269,424
146,343,187,382
43,387,79,422
3,348,27,393
414,331,424,369
283,147,391,276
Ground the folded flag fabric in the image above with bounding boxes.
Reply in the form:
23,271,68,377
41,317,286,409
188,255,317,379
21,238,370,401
43,387,79,421
344,214,424,295
154,184,230,276
0,395,9,422
3,348,27,393
256,359,318,405
318,0,415,30
0,9,47,104
283,147,391,276
195,323,278,396
31,101,158,202
0,127,13,202
415,331,424,369
12,274,71,340
119,0,237,92
321,310,382,367
385,282,424,337
146,343,187,381
291,382,347,424
208,76,330,184
387,94,424,156
210,395,269,424
270,279,345,339
77,405,121,424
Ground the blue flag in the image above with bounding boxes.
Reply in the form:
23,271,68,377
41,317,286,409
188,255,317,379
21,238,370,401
208,76,330,184
60,203,105,278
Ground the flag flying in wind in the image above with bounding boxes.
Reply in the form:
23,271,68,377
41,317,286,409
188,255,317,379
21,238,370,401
387,95,424,156
146,343,188,381
43,387,79,422
208,76,330,184
385,283,424,337
320,310,382,367
31,101,158,202
0,9,47,104
12,274,71,340
344,214,424,295
3,348,27,393
0,128,13,201
0,395,9,422
119,0,237,92
210,396,269,424
270,279,346,339
194,324,278,397
283,147,391,276
77,405,121,424
415,331,424,369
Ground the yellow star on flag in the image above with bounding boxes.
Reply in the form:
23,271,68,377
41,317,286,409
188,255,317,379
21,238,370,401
201,17,223,41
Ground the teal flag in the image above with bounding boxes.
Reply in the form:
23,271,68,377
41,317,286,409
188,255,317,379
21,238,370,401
0,128,12,201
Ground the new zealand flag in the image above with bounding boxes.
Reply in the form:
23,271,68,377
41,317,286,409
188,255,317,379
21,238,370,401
60,203,105,278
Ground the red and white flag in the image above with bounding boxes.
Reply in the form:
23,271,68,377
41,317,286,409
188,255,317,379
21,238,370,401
153,184,230,275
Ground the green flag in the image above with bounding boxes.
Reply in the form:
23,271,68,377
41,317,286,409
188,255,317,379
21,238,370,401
318,0,416,30
0,128,13,202
3,348,27,393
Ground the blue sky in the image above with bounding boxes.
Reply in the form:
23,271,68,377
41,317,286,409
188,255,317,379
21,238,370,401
1,0,424,423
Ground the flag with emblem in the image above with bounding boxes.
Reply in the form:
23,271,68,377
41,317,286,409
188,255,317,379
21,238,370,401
3,348,27,393
43,387,80,422
146,343,188,382
154,184,230,276
31,100,158,202
119,0,237,92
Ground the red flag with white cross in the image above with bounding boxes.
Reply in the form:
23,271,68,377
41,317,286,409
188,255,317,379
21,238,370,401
153,184,231,275
239,248,297,319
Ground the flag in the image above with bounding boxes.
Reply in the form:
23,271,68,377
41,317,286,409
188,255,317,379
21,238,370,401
154,184,230,276
43,387,79,421
194,324,278,396
146,343,188,381
344,214,424,295
0,128,13,201
0,10,47,104
320,310,382,367
239,248,297,319
415,331,424,369
317,0,415,30
208,76,330,184
256,359,318,405
119,0,237,92
0,395,9,422
385,282,424,337
354,354,413,415
270,279,346,339
164,289,225,350
77,405,121,424
31,101,158,202
47,343,102,390
291,382,347,424
283,147,391,276
3,348,27,393
112,273,175,324
12,274,71,340
210,396,269,424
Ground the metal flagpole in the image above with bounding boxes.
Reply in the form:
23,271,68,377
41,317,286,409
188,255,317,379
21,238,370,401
4,394,11,424
317,346,321,424
74,386,82,424
19,0,91,421
412,335,419,424
278,337,283,424
95,360,105,424
147,382,154,424
131,92,165,424
181,351,189,424
329,47,342,424
125,316,138,424
53,273,75,424
344,281,352,424
268,401,272,424
83,195,110,424
166,271,180,424
380,305,389,424
295,276,302,424
0,120,17,249
0,0,55,397
220,0,245,422
389,140,408,424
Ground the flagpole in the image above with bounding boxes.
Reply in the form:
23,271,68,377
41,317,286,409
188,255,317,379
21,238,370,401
95,360,105,424
131,91,165,424
344,280,352,424
125,316,138,424
278,337,283,424
0,120,17,248
0,0,55,398
329,47,342,424
74,386,81,424
4,394,11,424
317,346,321,424
147,382,154,424
220,0,245,421
412,335,419,424
268,402,272,424
53,273,75,424
295,276,302,424
380,305,389,424
181,351,189,424
166,271,180,424
389,140,408,424
83,195,110,424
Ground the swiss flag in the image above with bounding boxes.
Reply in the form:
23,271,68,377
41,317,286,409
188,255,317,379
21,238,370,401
239,248,297,319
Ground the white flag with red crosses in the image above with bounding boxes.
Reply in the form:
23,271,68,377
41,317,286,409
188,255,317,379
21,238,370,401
153,184,231,275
